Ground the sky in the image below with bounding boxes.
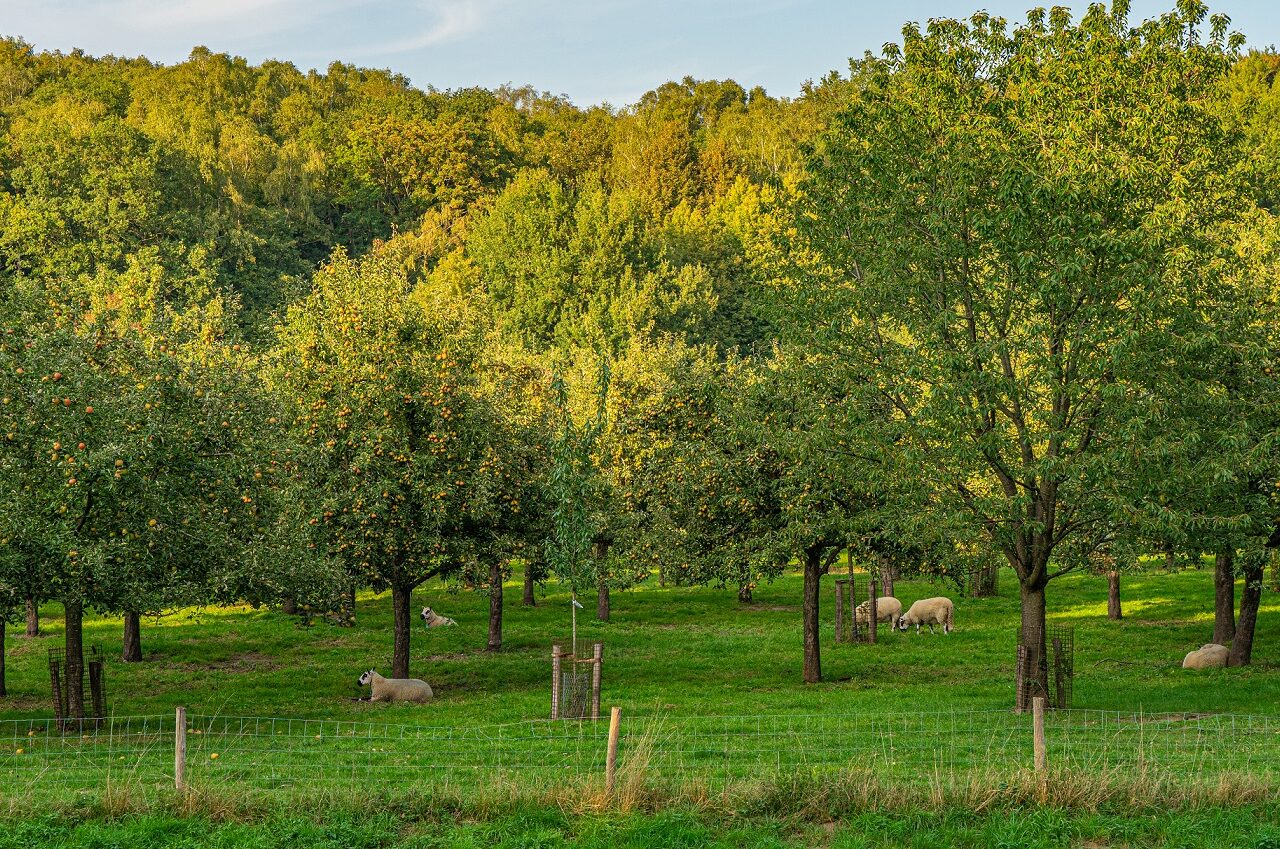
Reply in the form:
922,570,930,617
3,0,1278,108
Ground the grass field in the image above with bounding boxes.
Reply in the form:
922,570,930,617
4,565,1278,721
3,565,1280,845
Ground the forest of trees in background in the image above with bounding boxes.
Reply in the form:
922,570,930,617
2,1,1280,706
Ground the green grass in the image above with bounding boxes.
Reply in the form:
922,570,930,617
3,565,1279,820
4,565,1278,722
3,807,1280,849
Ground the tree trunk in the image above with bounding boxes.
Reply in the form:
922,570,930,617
1213,549,1235,645
487,560,504,652
1107,571,1122,620
594,541,610,622
121,612,142,662
1016,581,1048,713
0,618,6,697
25,597,38,637
802,545,823,684
1228,555,1264,667
738,582,753,604
597,579,610,622
341,583,356,625
879,558,895,599
65,598,85,720
522,565,536,607
391,585,412,679
282,597,298,616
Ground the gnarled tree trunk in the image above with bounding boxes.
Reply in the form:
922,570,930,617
391,585,412,678
1213,549,1235,646
1228,555,1264,667
487,560,504,652
121,612,142,662
282,597,298,616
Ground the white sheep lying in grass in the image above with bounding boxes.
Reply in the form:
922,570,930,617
1182,643,1229,670
420,607,457,628
897,597,954,635
358,669,434,703
854,596,903,631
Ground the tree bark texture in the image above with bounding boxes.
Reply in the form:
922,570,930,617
487,560,504,652
1213,549,1236,646
391,585,412,678
341,583,356,625
1017,581,1048,712
65,598,85,720
121,611,142,662
282,597,298,616
738,582,753,604
1107,571,1122,620
1229,556,1264,667
523,565,536,607
25,597,38,637
803,545,823,684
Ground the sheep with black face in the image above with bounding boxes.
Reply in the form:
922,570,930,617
358,669,434,703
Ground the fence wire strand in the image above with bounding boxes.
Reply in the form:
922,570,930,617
3,709,1278,800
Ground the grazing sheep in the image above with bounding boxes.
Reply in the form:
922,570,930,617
897,597,954,635
854,596,904,631
420,607,457,628
357,669,434,703
1182,643,1229,670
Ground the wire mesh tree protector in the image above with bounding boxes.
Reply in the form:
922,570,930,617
5,708,1279,803
48,645,107,731
1016,625,1074,712
833,576,865,643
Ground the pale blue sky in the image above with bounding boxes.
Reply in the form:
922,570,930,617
4,0,1277,107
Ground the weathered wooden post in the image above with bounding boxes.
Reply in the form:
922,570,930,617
1052,636,1067,710
551,644,563,720
605,706,622,794
868,578,878,644
175,706,187,792
833,578,846,643
590,643,603,721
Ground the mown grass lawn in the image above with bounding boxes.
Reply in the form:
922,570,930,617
3,564,1277,724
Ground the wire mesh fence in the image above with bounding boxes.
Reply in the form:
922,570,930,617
4,708,1279,802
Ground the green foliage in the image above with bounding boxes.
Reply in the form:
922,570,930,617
794,1,1267,595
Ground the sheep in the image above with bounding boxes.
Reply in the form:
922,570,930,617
357,669,434,703
896,597,954,635
854,596,904,631
1182,643,1229,670
420,607,457,628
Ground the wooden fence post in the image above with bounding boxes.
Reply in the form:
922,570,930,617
590,643,603,721
1032,696,1046,803
551,645,563,720
868,578,878,644
175,706,187,792
833,578,845,643
605,706,622,795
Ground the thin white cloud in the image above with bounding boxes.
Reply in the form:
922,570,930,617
351,1,499,56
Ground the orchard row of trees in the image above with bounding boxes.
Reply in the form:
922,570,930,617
3,1,1280,708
